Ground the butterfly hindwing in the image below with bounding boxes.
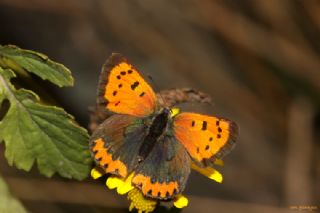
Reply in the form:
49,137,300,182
97,53,157,117
132,135,191,200
90,114,148,178
173,112,238,167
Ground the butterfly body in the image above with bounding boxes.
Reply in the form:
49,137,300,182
90,53,238,200
138,108,171,161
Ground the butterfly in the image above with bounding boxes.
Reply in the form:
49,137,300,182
89,53,238,200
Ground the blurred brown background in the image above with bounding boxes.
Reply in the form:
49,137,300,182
0,0,319,213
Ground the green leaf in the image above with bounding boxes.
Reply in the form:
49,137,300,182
0,69,15,105
0,45,73,87
0,175,27,213
0,67,92,180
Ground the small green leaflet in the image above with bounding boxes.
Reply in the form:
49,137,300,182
0,67,91,180
0,175,27,213
0,45,73,87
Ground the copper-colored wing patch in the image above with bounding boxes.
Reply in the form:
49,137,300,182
173,112,238,165
98,53,157,117
132,174,179,199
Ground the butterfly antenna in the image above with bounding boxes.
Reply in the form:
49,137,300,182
147,74,170,111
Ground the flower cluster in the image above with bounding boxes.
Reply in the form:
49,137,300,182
91,159,224,213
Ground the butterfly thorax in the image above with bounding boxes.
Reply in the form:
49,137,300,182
138,108,171,161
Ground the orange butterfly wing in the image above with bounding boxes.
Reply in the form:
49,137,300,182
173,112,238,166
97,53,157,117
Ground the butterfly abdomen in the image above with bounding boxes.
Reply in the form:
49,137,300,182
138,108,170,160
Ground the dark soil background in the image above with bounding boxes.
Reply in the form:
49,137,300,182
0,1,319,212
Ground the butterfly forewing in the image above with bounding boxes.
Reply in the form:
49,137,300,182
97,53,157,117
173,112,238,167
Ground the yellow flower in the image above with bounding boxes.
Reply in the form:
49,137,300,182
191,163,223,183
91,167,103,179
90,157,224,212
170,108,180,117
214,158,224,167
173,194,189,208
106,172,134,195
127,188,157,213
90,168,158,212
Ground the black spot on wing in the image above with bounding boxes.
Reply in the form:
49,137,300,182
131,81,139,90
139,92,145,97
202,121,207,130
191,121,195,127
